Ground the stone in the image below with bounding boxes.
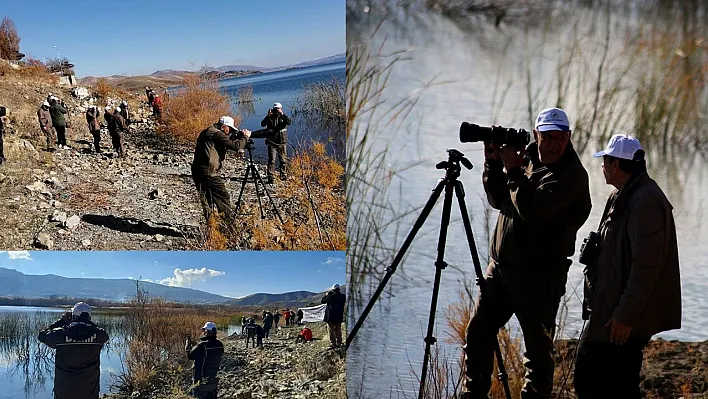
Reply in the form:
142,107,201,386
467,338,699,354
50,210,68,223
81,239,91,247
155,234,164,242
64,215,81,229
34,233,53,249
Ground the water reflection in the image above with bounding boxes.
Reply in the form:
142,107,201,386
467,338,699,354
347,1,708,397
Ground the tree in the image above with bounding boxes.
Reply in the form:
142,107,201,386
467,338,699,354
0,17,20,60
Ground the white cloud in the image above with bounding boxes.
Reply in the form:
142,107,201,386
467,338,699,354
159,268,226,287
323,256,344,265
0,251,32,260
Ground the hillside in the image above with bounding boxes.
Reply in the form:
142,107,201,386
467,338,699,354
0,267,231,303
230,290,320,307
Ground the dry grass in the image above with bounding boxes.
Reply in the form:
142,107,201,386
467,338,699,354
158,74,234,144
236,85,254,103
0,62,58,84
67,181,116,210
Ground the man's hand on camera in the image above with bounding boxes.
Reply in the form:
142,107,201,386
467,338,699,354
484,141,502,161
500,144,525,171
241,129,251,138
60,311,73,324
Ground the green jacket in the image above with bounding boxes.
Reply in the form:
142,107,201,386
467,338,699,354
483,142,591,273
192,125,247,177
49,102,67,127
583,172,681,341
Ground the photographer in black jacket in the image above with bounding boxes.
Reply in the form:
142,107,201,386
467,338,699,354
186,321,225,399
260,102,291,183
321,284,346,349
38,302,110,399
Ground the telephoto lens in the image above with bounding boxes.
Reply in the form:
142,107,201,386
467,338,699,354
459,122,530,148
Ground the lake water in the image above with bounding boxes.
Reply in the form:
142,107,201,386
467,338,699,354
0,306,242,399
347,2,708,397
219,62,345,161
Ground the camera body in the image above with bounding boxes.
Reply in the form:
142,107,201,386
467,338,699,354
459,122,530,149
578,231,600,267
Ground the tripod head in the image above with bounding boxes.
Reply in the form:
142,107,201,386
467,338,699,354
435,149,473,179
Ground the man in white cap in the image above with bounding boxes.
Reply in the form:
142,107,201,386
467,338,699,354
37,100,56,151
260,102,291,183
120,100,129,125
573,134,681,398
111,106,128,158
186,321,224,399
85,105,102,153
321,283,346,349
192,116,251,222
462,107,592,399
38,302,110,399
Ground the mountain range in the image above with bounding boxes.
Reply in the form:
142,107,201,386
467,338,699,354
150,53,345,78
0,267,342,307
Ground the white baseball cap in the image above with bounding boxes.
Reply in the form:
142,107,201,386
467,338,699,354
115,106,121,112
273,102,282,109
105,105,112,110
218,116,237,130
535,107,570,132
593,134,644,161
72,302,91,318
42,101,50,106
331,284,340,290
202,321,217,332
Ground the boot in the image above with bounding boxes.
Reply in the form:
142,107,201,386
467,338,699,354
266,174,274,184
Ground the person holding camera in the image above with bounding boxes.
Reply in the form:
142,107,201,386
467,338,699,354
573,134,681,398
38,302,110,399
186,322,224,399
37,101,56,152
321,283,346,349
192,116,251,222
85,105,102,153
260,102,291,183
462,108,591,399
49,96,69,149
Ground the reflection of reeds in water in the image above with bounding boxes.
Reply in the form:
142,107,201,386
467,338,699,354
291,78,346,156
235,85,256,103
238,100,256,118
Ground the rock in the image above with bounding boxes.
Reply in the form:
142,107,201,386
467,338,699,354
64,215,81,229
25,181,48,193
0,173,6,183
38,202,51,209
81,239,91,247
148,188,164,199
155,234,164,242
50,199,62,208
50,210,68,223
34,233,53,249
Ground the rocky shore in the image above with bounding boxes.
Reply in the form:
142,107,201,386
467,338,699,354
104,323,346,399
0,78,342,250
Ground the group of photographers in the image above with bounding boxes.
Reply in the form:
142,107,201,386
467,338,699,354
191,102,291,222
462,107,681,399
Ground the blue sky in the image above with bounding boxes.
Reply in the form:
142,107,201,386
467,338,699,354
2,0,344,77
0,251,345,298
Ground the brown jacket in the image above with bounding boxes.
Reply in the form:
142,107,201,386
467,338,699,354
38,106,53,129
583,172,681,341
86,108,101,131
483,142,591,273
192,125,247,177
112,112,127,132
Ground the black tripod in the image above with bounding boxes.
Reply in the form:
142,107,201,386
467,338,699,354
345,149,512,399
234,140,284,224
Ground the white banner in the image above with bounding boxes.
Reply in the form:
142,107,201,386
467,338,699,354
299,304,326,322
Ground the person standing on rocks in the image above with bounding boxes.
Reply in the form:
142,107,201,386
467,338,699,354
296,308,304,326
263,311,274,339
37,101,56,152
152,94,163,120
321,284,346,349
49,96,69,149
85,105,102,153
574,134,681,399
186,322,224,399
260,102,291,183
274,310,281,328
146,87,155,107
38,302,110,399
191,116,251,222
120,100,130,125
112,107,127,158
0,105,5,165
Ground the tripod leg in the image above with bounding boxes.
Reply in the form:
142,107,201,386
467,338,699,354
418,180,455,399
253,164,285,224
234,164,251,216
251,165,266,219
346,178,447,350
454,181,512,399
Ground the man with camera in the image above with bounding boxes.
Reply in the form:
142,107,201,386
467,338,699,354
38,302,110,399
37,101,56,152
192,116,251,222
186,321,224,399
573,134,681,398
0,105,6,165
462,108,591,399
260,102,291,183
321,283,346,349
48,96,69,149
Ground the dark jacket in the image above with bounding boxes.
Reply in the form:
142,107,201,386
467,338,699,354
260,113,291,146
321,289,346,323
104,111,115,133
38,106,53,129
112,112,127,132
582,172,681,342
86,108,101,131
38,317,109,399
263,312,274,329
49,102,68,127
192,125,248,177
483,142,591,273
120,104,129,123
187,335,224,384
